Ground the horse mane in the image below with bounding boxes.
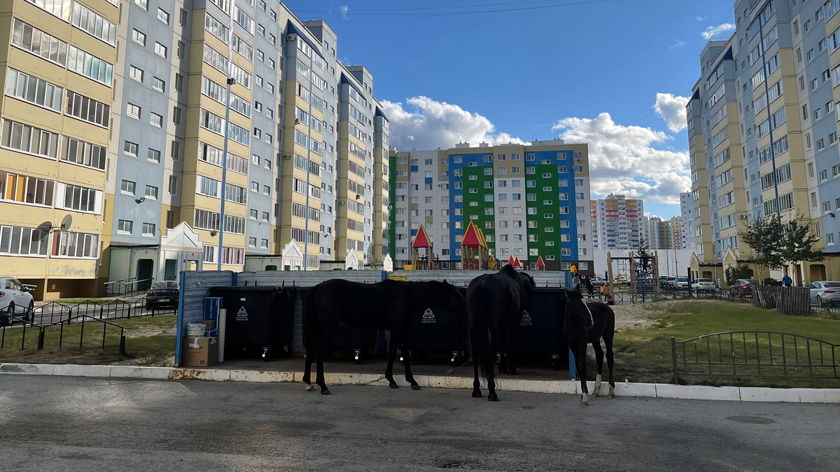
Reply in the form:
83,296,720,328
499,265,519,278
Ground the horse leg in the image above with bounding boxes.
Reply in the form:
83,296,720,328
316,331,332,395
401,342,421,390
384,336,400,389
487,327,500,401
471,337,482,398
574,343,589,406
604,333,616,399
303,349,315,391
592,341,604,397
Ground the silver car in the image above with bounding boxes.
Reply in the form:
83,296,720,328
692,278,716,292
808,281,840,306
0,277,35,326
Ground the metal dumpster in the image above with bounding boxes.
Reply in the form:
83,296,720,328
207,286,297,361
299,287,378,362
511,287,569,369
407,287,468,363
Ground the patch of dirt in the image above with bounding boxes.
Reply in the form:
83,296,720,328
123,324,177,339
610,299,698,331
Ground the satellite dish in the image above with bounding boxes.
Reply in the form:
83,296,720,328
36,221,53,239
60,214,73,232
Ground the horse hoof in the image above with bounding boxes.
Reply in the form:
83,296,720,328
304,384,315,392
580,393,589,406
488,393,499,402
411,385,422,391
321,389,332,396
608,386,615,399
472,391,483,398
389,383,400,389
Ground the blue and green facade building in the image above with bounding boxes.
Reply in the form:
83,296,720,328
389,140,593,273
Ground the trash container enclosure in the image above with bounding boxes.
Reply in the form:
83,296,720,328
407,287,467,358
512,287,569,367
207,286,296,360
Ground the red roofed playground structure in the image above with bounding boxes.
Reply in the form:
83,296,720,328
410,224,436,270
461,221,488,270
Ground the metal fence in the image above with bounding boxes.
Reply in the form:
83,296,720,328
26,299,176,326
104,278,154,297
671,331,839,383
1,311,127,356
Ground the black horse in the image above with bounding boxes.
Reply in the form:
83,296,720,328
467,265,535,401
562,286,616,406
303,279,467,395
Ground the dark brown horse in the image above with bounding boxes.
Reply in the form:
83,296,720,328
466,265,535,401
303,279,466,395
562,286,616,406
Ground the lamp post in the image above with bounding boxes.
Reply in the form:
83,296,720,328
217,0,237,271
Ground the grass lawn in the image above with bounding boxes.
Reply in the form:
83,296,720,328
597,300,840,388
0,315,176,366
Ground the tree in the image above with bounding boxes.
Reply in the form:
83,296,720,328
738,213,823,279
637,237,651,272
724,265,753,285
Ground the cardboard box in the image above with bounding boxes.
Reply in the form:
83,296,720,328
201,320,215,331
182,337,218,367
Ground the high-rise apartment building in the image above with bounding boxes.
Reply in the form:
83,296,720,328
0,0,387,298
389,140,594,273
679,192,696,250
688,0,840,282
590,194,645,250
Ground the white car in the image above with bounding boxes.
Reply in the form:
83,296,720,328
691,278,715,292
808,281,840,306
0,277,35,326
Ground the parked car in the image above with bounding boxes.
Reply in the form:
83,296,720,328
730,279,760,297
145,281,179,310
692,278,715,292
674,277,689,289
807,281,840,306
662,277,677,289
0,277,34,326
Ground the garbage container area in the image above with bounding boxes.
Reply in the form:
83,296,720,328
299,287,378,361
407,287,467,363
512,287,569,369
207,286,296,361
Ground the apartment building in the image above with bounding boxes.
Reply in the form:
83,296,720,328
679,192,696,250
0,0,387,298
590,194,645,250
389,140,594,273
646,217,673,250
688,0,840,283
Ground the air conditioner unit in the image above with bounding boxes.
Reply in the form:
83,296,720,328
286,34,297,42
338,200,345,205
739,214,747,219
283,155,291,160
295,119,300,125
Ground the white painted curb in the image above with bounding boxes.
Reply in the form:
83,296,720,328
1,362,838,404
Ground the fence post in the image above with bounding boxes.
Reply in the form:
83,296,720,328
671,337,679,384
119,333,126,357
37,328,45,350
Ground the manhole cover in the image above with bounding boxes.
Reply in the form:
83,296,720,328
726,416,776,424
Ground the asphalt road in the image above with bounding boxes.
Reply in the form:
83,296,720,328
1,376,838,472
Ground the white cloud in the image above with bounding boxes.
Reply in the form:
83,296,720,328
669,40,686,50
340,5,350,19
701,23,735,40
381,96,525,150
696,16,707,21
552,113,690,204
654,93,690,132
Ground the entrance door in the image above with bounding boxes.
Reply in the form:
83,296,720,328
136,259,154,291
809,264,826,283
164,259,178,281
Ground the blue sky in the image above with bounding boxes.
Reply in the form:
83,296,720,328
283,0,736,218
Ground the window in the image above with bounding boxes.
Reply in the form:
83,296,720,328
1,119,59,159
67,47,113,86
152,77,165,93
118,220,133,234
62,137,106,170
72,3,117,45
132,29,146,46
129,66,144,83
11,19,68,67
127,103,141,120
124,141,138,157
0,224,49,256
54,232,99,258
169,176,178,196
155,42,167,58
157,8,170,24
66,91,110,127
142,223,156,237
147,148,161,163
150,113,163,128
4,69,64,113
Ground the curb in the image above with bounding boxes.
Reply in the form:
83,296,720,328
1,363,838,404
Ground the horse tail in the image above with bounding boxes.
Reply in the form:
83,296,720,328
470,285,491,382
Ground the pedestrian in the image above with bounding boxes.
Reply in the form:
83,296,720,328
601,283,610,302
782,273,792,287
585,276,594,298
